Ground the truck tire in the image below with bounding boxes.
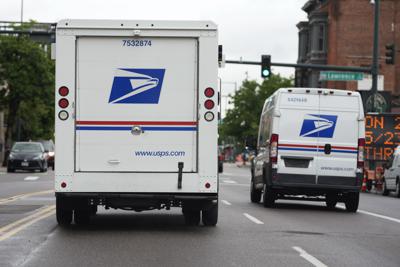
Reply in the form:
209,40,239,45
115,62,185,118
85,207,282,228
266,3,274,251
263,185,276,208
325,193,338,209
56,198,72,226
218,162,223,173
382,180,390,196
395,182,400,198
183,210,200,226
74,209,91,225
202,203,218,226
344,192,359,212
250,181,261,203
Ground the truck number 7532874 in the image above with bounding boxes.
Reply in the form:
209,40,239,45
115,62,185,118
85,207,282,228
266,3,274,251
122,39,152,47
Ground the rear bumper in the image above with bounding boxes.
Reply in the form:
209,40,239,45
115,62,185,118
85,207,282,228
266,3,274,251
56,192,218,200
269,172,362,193
56,192,218,211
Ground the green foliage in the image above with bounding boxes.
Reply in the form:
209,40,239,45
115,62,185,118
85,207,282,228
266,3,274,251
0,33,54,143
219,74,293,147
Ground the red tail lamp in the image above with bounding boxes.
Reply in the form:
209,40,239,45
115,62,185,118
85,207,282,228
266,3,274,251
59,86,69,96
204,87,215,98
204,100,215,109
58,98,69,109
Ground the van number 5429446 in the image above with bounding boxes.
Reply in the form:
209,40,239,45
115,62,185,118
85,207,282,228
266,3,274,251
122,39,152,47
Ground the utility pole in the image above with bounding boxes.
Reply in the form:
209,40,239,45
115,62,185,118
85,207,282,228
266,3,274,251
20,0,24,23
371,0,380,111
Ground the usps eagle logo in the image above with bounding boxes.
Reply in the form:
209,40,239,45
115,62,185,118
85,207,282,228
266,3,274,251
299,114,338,138
108,68,166,104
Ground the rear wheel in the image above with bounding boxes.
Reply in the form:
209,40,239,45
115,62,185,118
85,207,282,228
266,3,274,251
56,197,72,226
325,193,338,209
263,184,276,208
395,181,400,198
7,167,15,173
382,180,390,196
183,210,200,226
202,203,218,226
218,162,223,173
250,181,261,203
344,192,359,212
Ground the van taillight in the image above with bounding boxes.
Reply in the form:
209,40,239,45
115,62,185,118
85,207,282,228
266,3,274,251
270,134,279,166
357,138,365,168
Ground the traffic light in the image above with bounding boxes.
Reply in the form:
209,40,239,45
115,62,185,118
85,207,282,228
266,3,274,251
385,43,395,65
261,55,271,78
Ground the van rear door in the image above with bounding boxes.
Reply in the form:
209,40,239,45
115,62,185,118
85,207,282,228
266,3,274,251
75,37,198,172
316,94,360,185
277,92,319,183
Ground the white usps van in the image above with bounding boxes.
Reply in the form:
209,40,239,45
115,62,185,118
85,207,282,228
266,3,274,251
251,88,365,212
54,20,219,226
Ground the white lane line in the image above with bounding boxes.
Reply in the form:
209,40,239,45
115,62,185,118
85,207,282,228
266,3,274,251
293,246,328,267
24,176,39,181
223,180,237,184
337,205,400,224
221,200,232,206
243,213,264,224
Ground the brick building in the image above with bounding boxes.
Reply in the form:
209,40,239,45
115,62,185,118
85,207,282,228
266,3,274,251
295,0,400,98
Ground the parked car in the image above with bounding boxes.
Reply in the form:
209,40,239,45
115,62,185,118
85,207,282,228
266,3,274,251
37,140,55,169
382,146,400,197
7,142,48,172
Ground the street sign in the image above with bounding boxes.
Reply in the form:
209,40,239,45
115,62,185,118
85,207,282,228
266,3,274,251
319,71,364,81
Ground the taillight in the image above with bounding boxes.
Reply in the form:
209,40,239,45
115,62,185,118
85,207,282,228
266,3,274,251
357,138,365,168
58,86,69,96
204,87,215,98
59,98,69,108
58,110,69,120
204,111,214,121
270,134,279,166
204,99,215,109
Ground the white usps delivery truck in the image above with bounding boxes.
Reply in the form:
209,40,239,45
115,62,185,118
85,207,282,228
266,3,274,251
54,20,219,226
251,88,365,212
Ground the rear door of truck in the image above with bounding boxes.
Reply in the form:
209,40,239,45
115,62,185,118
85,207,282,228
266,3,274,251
317,93,360,185
75,37,198,172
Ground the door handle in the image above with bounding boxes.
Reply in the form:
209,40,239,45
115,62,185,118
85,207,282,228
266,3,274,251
108,160,120,164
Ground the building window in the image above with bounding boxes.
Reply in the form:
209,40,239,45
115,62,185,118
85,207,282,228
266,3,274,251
318,24,325,51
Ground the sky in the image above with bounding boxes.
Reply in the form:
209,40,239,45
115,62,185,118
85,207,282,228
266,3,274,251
1,0,308,116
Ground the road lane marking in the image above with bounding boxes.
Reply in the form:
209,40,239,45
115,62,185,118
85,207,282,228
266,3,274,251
0,205,55,242
292,246,328,267
243,213,264,224
337,205,400,224
0,190,54,205
223,180,237,184
221,200,232,206
24,176,39,181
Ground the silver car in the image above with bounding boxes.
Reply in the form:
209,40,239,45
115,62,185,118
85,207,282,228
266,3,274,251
383,147,400,197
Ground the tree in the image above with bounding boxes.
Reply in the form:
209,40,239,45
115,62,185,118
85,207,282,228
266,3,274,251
0,31,54,144
219,74,293,148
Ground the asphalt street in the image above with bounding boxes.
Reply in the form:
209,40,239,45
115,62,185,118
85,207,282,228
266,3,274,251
0,164,399,267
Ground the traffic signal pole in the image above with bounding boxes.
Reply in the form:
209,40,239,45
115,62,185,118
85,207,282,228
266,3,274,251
225,60,371,73
371,0,380,97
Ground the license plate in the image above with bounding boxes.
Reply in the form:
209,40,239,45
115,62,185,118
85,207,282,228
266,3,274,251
21,162,29,167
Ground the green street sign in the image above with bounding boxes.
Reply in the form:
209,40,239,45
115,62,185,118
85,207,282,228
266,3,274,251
319,71,364,81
